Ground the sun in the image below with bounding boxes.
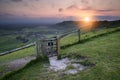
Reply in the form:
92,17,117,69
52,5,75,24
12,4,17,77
84,17,90,22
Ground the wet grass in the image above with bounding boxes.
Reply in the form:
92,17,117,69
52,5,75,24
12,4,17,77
0,27,120,80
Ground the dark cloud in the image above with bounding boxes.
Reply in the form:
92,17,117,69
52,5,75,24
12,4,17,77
58,8,63,12
96,9,116,12
80,0,89,4
66,4,92,11
11,0,22,2
35,0,39,1
0,0,23,3
66,4,79,10
80,6,92,10
95,16,120,20
29,5,37,10
66,4,117,13
0,13,13,16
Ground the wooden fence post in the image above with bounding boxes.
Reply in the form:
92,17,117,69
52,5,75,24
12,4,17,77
78,29,81,42
35,41,38,57
36,40,42,58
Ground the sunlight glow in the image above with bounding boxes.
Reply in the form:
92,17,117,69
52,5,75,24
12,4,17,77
75,15,97,31
84,17,90,22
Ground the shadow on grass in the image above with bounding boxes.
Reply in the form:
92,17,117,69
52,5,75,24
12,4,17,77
61,28,120,49
0,56,49,80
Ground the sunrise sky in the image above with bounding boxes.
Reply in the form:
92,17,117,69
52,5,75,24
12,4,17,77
0,0,120,23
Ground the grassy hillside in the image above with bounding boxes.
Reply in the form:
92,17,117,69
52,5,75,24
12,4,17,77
0,25,75,53
0,47,35,75
0,31,34,53
0,35,25,53
55,20,120,29
0,27,120,80
1,20,120,53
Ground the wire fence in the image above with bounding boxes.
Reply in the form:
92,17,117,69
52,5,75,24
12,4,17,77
1,27,119,56
0,43,35,56
0,29,80,56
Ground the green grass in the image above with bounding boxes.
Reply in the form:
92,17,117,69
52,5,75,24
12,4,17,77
0,47,35,75
0,57,49,80
66,65,75,70
0,35,22,53
0,47,35,63
60,27,120,47
0,27,120,80
0,34,33,53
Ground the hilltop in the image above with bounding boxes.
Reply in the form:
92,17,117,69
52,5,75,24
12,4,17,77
0,27,120,80
54,20,120,28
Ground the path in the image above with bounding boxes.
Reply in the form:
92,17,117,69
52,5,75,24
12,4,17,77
0,56,36,77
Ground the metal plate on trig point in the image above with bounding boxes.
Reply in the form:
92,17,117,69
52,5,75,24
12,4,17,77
40,38,57,56
48,42,53,46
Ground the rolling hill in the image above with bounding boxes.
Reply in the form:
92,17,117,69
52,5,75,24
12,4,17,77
0,27,120,80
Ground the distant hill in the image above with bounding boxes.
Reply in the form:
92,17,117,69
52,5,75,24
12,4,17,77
0,23,52,30
51,21,77,32
54,20,120,29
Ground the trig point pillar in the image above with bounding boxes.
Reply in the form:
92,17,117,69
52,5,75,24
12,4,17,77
56,35,60,56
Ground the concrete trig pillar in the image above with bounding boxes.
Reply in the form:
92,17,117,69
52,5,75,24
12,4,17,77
56,35,60,56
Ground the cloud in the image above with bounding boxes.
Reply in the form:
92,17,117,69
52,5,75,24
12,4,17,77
95,16,120,20
0,12,28,18
66,4,79,10
0,0,23,3
96,9,116,12
66,4,92,11
80,6,92,10
66,4,117,13
80,0,89,4
11,0,23,2
58,8,63,12
0,12,14,17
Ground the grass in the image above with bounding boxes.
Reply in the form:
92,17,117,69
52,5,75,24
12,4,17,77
0,47,35,63
0,57,49,80
0,25,72,53
66,65,75,70
0,27,120,80
60,27,120,48
76,59,95,67
0,34,33,53
0,46,35,75
0,35,22,53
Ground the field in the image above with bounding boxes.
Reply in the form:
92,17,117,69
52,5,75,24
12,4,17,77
0,20,119,53
0,23,76,53
0,27,120,80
